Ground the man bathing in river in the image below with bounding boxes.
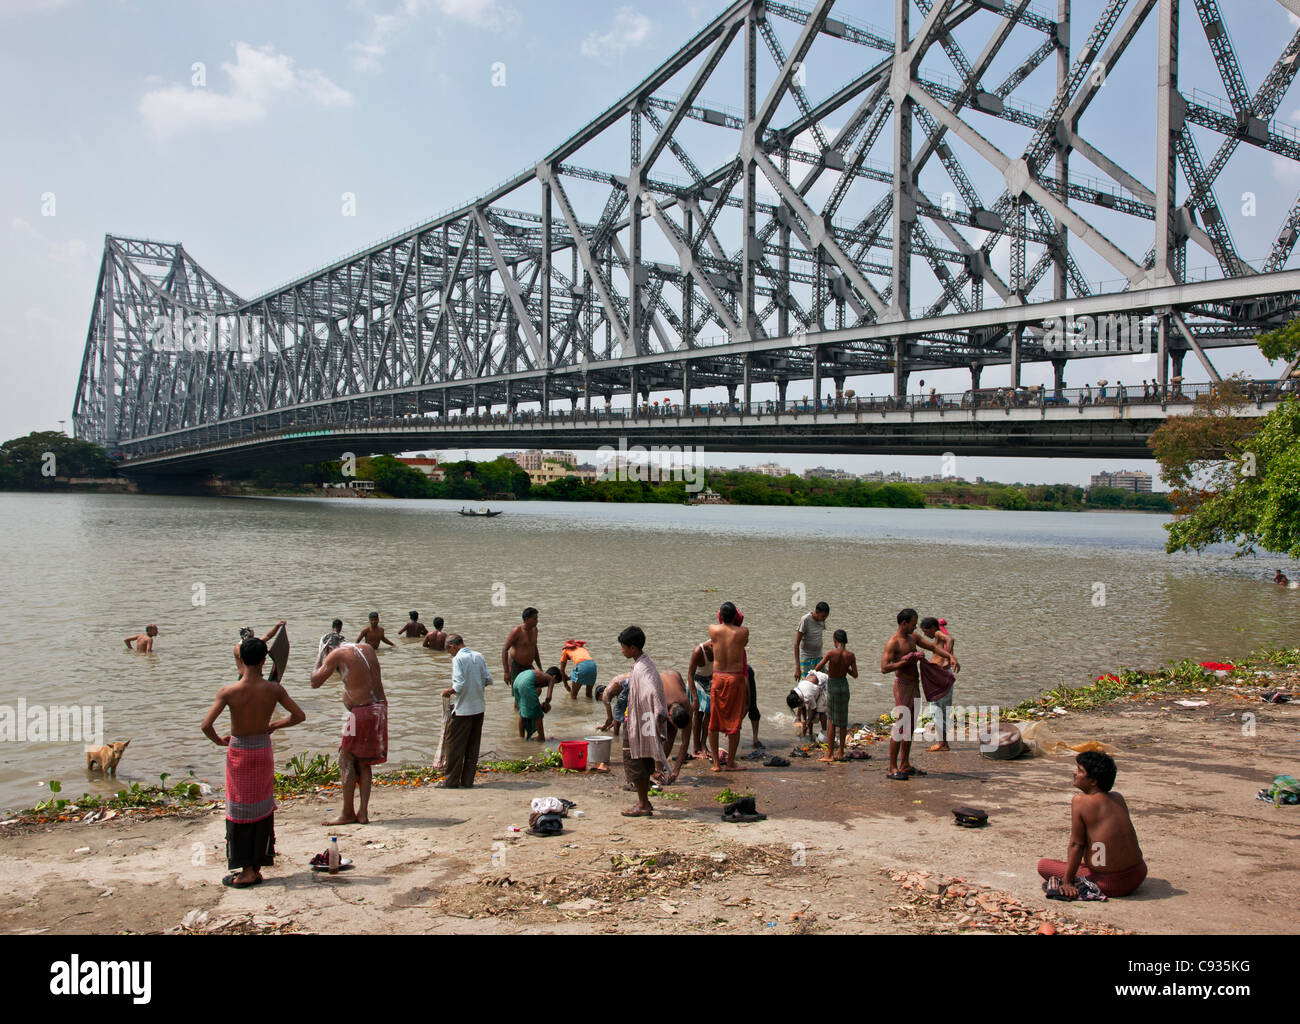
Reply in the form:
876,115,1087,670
880,609,949,781
920,617,959,752
503,607,543,682
357,612,395,649
686,639,715,761
795,601,829,681
200,636,306,888
512,666,560,740
423,617,448,650
1037,751,1147,898
814,629,857,763
708,603,749,773
654,669,694,784
398,611,428,638
311,635,388,824
559,639,597,699
124,625,158,652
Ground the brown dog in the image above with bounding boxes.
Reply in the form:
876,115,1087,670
86,740,131,776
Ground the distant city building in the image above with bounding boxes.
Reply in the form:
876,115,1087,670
748,462,791,477
504,449,576,472
1090,470,1153,493
527,462,599,487
804,466,855,480
396,457,446,481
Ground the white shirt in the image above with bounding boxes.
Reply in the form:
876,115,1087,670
450,647,493,716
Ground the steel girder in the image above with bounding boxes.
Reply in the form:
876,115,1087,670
73,0,1300,460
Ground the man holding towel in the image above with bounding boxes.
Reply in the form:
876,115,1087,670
201,635,306,888
618,625,668,817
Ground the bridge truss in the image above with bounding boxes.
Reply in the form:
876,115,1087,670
74,0,1300,460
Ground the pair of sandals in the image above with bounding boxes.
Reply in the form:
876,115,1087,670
222,873,263,888
886,765,927,781
721,796,766,823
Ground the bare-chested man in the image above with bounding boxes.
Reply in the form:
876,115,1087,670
707,603,749,773
398,611,428,638
814,628,857,763
686,639,715,760
124,625,158,652
502,607,542,681
654,669,694,784
1037,751,1147,898
422,616,448,650
880,608,947,781
201,636,306,887
311,636,389,825
357,612,395,649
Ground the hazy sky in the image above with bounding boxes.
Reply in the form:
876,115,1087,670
3,0,1297,485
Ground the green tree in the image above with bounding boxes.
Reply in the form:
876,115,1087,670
1149,352,1300,555
0,431,115,488
992,486,1029,511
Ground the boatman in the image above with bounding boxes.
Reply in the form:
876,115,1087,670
201,635,306,888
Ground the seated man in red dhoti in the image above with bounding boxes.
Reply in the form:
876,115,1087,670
201,636,306,888
1037,751,1148,899
311,636,388,825
707,603,750,773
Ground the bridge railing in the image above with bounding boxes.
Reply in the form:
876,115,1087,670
116,378,1295,462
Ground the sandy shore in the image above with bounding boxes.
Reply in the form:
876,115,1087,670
2,685,1296,935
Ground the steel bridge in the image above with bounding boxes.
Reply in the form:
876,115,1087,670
73,0,1300,473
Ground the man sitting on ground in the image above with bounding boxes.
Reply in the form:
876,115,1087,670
1037,751,1147,898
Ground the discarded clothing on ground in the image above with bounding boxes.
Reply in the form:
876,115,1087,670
527,811,565,836
1013,721,1119,758
1045,875,1107,901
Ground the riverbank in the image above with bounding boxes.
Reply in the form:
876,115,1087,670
2,659,1295,935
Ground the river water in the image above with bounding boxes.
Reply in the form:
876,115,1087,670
0,491,1295,811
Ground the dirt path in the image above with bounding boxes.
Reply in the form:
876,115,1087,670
1,691,1296,934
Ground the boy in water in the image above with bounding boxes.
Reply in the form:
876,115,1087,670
814,629,857,762
398,611,428,638
423,616,448,650
357,612,395,649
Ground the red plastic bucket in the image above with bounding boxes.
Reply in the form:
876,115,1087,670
559,741,588,770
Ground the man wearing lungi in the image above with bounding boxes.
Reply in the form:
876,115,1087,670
201,636,306,888
311,636,388,824
880,609,948,781
707,602,750,773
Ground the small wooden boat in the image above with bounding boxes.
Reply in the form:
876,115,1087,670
458,508,503,517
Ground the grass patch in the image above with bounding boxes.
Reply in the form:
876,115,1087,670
714,787,754,804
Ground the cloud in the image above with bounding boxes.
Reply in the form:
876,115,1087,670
581,7,655,64
139,42,353,138
1273,154,1300,186
349,0,517,72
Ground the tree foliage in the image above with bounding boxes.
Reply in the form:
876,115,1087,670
0,431,116,488
1149,366,1300,557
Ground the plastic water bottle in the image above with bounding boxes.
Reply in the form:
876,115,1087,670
328,836,340,874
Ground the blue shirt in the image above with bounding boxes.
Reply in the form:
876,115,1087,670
451,647,493,716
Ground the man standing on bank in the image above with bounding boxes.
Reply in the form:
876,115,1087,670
795,602,829,681
440,635,493,788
